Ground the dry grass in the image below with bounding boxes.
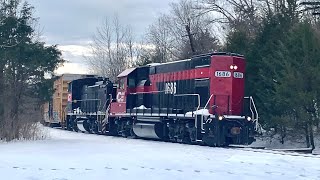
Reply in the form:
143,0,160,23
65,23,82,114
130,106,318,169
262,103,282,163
0,95,49,142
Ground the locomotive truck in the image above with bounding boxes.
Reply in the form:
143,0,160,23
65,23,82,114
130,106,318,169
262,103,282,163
65,52,259,146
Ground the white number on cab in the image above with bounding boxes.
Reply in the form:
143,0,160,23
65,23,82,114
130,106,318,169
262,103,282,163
165,82,177,94
233,72,244,78
215,71,231,78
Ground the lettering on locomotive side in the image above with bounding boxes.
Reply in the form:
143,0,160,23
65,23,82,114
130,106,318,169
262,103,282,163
116,91,125,102
165,82,177,94
215,71,231,78
233,72,244,78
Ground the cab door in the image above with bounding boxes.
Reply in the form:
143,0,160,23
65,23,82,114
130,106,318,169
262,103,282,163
195,78,210,108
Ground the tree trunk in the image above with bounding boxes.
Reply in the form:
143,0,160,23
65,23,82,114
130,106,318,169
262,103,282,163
0,63,4,116
305,124,310,148
0,63,5,139
308,123,315,150
280,126,286,144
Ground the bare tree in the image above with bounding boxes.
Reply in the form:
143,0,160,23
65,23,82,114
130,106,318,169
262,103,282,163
198,0,266,38
147,14,177,63
168,0,220,57
86,15,136,81
145,0,220,62
198,0,303,38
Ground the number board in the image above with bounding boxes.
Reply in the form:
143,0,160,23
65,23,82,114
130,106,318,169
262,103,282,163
215,71,231,78
233,72,244,78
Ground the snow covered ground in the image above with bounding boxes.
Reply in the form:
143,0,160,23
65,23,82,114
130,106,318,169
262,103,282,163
0,127,319,180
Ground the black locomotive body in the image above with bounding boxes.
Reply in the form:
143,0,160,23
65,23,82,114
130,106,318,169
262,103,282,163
65,52,260,146
65,76,114,133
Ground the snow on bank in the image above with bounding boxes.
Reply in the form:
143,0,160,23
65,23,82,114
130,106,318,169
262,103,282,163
0,127,319,180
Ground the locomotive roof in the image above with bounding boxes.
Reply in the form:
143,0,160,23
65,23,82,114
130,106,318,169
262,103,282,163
148,58,190,66
191,52,244,58
117,67,136,78
69,76,106,84
145,52,244,67
117,52,245,78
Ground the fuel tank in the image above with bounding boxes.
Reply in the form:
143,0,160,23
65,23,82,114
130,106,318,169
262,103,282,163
132,123,165,139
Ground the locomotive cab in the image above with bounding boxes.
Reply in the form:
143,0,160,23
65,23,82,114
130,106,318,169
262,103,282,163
110,66,153,115
110,68,134,115
66,76,114,133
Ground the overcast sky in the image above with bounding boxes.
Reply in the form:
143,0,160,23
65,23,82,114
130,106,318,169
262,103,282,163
27,0,175,74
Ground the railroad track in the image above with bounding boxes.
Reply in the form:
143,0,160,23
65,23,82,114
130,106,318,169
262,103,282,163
51,126,320,158
229,145,320,158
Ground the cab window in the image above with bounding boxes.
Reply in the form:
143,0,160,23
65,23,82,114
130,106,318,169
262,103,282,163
128,78,135,88
119,78,125,89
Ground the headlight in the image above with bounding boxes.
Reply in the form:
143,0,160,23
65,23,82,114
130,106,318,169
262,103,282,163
218,116,224,121
247,116,252,121
230,65,234,70
234,65,238,70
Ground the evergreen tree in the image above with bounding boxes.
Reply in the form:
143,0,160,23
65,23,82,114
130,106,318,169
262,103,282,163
225,29,252,56
224,6,320,147
247,14,294,127
0,1,64,141
271,22,320,148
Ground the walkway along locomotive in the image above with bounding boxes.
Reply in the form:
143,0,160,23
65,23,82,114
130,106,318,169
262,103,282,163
65,52,259,146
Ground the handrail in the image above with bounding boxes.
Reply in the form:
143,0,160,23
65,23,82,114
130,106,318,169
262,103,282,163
244,96,260,132
71,99,101,102
198,94,215,131
173,93,201,112
250,96,260,131
103,103,111,124
204,94,214,110
99,98,111,112
102,95,113,133
69,99,102,115
250,96,259,121
244,96,254,120
129,91,165,95
173,94,200,128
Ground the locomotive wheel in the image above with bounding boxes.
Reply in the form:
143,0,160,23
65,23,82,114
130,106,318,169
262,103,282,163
72,120,79,132
129,128,137,138
177,131,191,144
202,136,216,147
178,136,191,144
67,124,73,131
170,137,177,143
66,118,73,131
89,121,98,134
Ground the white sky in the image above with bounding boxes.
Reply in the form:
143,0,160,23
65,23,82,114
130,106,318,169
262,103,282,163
27,0,175,74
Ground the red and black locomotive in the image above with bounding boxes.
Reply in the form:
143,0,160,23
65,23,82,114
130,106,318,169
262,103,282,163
66,52,259,146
